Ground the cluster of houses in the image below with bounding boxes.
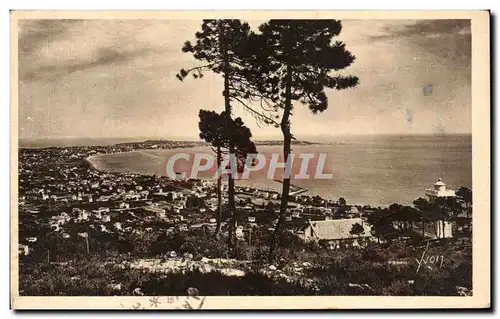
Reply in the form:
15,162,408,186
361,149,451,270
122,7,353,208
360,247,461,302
236,186,280,200
18,143,461,258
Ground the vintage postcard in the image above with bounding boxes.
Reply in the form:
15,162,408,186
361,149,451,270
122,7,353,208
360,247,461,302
11,10,490,310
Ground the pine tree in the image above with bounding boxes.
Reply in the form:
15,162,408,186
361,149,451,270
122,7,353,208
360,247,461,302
178,20,257,253
246,20,359,262
198,109,256,238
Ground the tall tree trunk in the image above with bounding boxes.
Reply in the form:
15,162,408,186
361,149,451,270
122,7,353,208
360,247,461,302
269,64,293,263
222,43,237,255
421,219,425,238
215,146,222,239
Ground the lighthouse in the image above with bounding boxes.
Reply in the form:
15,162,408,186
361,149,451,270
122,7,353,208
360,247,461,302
425,178,456,203
424,178,455,239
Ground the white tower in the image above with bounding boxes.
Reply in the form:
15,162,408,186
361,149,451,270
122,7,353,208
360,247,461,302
424,178,455,239
425,178,456,203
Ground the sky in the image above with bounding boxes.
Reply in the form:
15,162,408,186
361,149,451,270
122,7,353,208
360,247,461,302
17,19,471,140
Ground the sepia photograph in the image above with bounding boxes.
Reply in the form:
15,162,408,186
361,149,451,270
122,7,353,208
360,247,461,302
10,10,490,309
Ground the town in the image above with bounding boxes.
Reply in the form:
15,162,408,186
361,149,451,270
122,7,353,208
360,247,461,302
19,140,369,257
18,140,473,296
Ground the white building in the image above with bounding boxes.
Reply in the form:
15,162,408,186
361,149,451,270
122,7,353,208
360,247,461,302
425,178,455,238
19,244,29,256
50,223,61,232
144,206,166,218
236,225,245,239
77,210,89,221
119,202,130,209
425,178,456,202
171,191,184,200
436,220,453,239
93,207,110,214
349,206,359,215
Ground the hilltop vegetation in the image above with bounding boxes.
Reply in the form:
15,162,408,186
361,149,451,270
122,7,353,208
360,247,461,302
20,227,472,296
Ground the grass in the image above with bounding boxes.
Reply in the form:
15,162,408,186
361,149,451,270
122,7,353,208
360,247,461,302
19,234,472,296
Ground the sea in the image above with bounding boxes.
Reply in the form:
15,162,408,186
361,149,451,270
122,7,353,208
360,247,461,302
21,134,472,207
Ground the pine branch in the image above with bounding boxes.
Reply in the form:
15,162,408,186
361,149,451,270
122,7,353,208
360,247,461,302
177,63,218,80
231,96,280,126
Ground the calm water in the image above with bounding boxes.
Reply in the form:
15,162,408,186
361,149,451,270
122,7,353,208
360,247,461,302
86,135,472,207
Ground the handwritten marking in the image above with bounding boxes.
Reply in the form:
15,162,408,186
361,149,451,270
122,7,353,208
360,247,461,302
415,242,445,274
166,296,180,304
186,296,206,309
415,241,429,274
118,295,207,310
131,302,143,310
150,296,161,307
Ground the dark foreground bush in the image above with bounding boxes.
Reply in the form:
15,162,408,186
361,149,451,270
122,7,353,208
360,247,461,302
19,261,312,296
140,270,314,296
306,245,472,296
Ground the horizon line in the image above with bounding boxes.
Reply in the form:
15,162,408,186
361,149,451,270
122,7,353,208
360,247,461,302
19,132,473,142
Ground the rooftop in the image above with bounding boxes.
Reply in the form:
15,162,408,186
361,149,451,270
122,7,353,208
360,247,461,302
306,218,372,240
434,178,446,186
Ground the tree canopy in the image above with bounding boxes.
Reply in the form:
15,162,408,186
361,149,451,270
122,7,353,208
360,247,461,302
350,223,365,236
198,109,257,173
244,20,359,262
177,19,252,82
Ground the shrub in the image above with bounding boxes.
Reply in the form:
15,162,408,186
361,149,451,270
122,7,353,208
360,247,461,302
362,247,389,263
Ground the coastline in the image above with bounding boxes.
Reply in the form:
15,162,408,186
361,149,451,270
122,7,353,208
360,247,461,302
84,150,309,200
84,155,101,171
78,135,472,207
82,147,359,204
19,133,471,149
